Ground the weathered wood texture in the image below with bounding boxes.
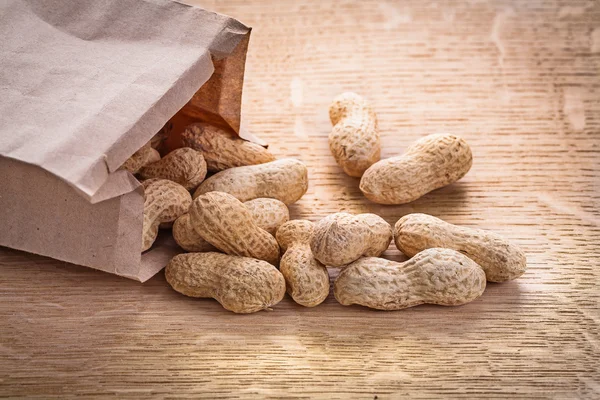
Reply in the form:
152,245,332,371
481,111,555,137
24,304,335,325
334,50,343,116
1,0,599,398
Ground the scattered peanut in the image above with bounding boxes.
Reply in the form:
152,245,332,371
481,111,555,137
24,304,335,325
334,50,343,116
173,198,289,252
276,220,329,307
165,252,286,314
310,212,393,267
329,92,380,177
182,122,276,172
119,141,161,174
142,179,191,252
139,147,207,191
359,134,473,205
334,248,486,310
394,213,526,282
193,158,308,205
190,192,280,265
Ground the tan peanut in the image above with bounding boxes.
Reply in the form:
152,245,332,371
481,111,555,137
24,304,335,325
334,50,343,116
119,142,161,174
172,214,217,252
276,220,329,307
394,213,527,282
193,158,308,205
151,124,171,149
182,122,276,172
139,147,207,191
173,198,289,252
329,92,380,177
242,198,290,235
142,177,184,229
334,248,486,310
359,134,473,204
310,212,393,267
142,179,191,252
165,252,286,314
190,192,280,265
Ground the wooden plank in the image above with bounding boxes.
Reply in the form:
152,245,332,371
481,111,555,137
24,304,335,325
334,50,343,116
1,0,599,398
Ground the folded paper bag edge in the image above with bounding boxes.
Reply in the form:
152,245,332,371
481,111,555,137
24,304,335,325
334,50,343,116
1,0,253,205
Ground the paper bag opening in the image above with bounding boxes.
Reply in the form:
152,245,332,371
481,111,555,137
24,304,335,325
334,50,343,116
0,0,255,281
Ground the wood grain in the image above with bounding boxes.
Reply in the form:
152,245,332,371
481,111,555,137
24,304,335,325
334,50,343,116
1,0,599,398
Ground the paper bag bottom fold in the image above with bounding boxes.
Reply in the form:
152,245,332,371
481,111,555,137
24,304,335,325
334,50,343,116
0,157,177,282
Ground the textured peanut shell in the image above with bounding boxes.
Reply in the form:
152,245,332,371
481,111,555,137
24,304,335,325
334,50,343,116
172,214,217,252
276,220,329,307
394,213,527,282
359,134,473,205
190,192,280,265
141,178,163,191
139,147,207,191
165,252,286,314
142,179,191,252
310,212,393,267
193,158,308,205
173,198,289,252
329,92,380,177
240,198,290,235
119,142,161,174
151,127,169,149
334,248,486,310
182,122,276,172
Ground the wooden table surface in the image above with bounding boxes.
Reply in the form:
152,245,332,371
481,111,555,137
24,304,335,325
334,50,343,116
2,0,599,398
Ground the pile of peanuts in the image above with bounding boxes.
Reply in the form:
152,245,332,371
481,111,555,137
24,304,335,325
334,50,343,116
124,93,526,313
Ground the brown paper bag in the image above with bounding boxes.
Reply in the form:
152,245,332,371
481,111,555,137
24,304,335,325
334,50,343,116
0,0,256,281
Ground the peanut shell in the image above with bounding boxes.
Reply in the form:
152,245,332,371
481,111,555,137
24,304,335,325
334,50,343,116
310,212,393,267
359,134,472,204
394,213,527,282
139,147,207,191
119,142,161,174
276,220,329,307
142,179,191,252
173,198,289,252
193,158,308,205
334,248,486,310
190,192,280,265
165,252,286,314
329,92,380,177
182,122,275,172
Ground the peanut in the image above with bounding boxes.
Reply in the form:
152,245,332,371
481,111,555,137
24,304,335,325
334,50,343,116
193,158,308,205
310,212,393,267
276,220,329,307
182,122,276,172
242,198,291,236
172,214,217,252
334,248,486,310
190,192,280,265
119,141,161,174
142,179,191,252
394,213,527,282
141,178,163,190
359,134,472,204
329,92,380,177
165,252,286,314
173,198,289,253
151,128,169,150
139,147,207,191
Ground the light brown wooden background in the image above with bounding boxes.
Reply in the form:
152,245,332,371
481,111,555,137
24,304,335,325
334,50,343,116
1,0,599,398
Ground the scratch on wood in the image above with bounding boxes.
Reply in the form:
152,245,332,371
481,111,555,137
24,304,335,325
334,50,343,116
490,9,514,71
